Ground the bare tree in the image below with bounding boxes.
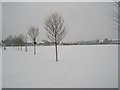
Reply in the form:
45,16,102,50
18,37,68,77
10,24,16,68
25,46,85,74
111,0,120,31
111,0,120,41
28,26,39,55
44,13,67,62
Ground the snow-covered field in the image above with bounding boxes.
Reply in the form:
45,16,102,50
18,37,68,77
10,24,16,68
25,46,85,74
2,45,118,88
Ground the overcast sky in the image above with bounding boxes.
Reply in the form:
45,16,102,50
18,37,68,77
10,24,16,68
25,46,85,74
2,2,118,42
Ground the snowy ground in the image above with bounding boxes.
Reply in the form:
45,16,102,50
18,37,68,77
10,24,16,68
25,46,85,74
2,45,118,88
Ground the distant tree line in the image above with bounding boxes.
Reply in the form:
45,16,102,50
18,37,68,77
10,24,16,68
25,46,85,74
2,34,25,46
2,37,120,47
61,39,120,45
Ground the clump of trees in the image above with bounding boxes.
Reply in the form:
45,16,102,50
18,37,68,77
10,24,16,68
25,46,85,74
2,34,29,51
2,35,14,46
44,13,67,62
2,34,25,49
14,34,25,50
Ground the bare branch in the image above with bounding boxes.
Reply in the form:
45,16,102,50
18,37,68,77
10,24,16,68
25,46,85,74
28,26,39,44
44,13,67,44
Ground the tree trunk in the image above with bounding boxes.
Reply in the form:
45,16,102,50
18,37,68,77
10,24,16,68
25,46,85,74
25,36,28,52
25,45,27,52
55,44,58,62
20,46,22,50
34,44,36,55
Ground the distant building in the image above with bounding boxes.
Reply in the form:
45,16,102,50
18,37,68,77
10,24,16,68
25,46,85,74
111,39,120,44
87,40,99,44
40,40,54,46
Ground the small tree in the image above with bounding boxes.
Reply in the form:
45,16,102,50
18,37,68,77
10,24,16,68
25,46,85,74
44,13,67,62
28,26,39,55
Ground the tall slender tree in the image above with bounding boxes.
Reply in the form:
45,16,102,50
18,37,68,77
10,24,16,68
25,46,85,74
28,26,39,55
44,13,67,62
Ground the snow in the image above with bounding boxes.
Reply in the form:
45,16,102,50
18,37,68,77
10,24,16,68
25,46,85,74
2,45,118,88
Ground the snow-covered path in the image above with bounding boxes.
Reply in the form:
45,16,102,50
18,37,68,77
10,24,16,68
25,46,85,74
2,45,118,88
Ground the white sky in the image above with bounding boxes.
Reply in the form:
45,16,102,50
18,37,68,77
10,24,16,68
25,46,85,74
2,2,118,42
